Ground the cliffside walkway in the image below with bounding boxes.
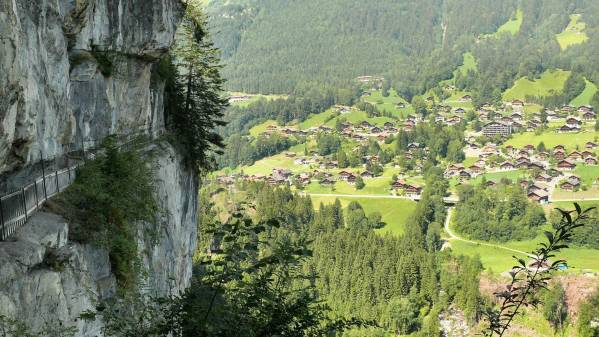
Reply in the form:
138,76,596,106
0,162,80,241
0,128,159,241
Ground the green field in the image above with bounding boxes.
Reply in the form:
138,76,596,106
229,92,287,107
483,8,523,39
556,14,589,50
363,89,413,117
458,52,477,76
249,119,278,137
496,8,523,36
447,226,599,274
571,78,597,106
310,195,417,236
235,143,307,175
504,129,599,150
572,165,599,187
503,69,571,101
443,90,475,109
298,109,335,129
442,52,478,87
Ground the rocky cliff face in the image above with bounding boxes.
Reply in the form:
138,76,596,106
0,0,197,335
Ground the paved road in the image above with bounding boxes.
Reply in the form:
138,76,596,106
302,193,416,200
551,198,599,202
303,192,459,203
443,207,534,258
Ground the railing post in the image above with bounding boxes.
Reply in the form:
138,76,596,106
0,197,4,240
81,137,86,163
55,170,60,193
41,151,48,201
34,180,39,210
21,187,27,222
67,157,72,184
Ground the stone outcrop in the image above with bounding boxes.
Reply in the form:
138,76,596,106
0,0,182,174
0,0,197,335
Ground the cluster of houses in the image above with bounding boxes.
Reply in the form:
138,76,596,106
480,101,598,138
446,140,599,203
390,179,423,196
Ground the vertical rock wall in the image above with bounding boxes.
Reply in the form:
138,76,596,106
0,0,199,335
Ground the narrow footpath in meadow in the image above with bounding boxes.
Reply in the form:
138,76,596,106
443,208,534,258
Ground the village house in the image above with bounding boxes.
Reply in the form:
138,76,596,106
371,126,383,134
482,121,512,137
469,164,483,174
566,117,582,128
568,151,583,161
528,190,549,204
333,105,352,114
454,108,466,114
581,150,594,158
484,180,497,188
528,162,545,170
445,163,465,177
360,171,374,178
510,112,523,121
560,180,579,191
557,124,580,133
510,99,524,113
535,173,552,183
582,110,597,120
557,160,576,171
585,157,598,165
586,141,598,149
537,151,549,161
405,184,423,196
446,116,462,126
461,95,472,102
561,105,574,113
459,170,472,181
338,170,353,180
499,161,516,171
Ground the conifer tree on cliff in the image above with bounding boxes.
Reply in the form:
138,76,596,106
163,2,228,169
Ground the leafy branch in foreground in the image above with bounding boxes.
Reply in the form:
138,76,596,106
482,203,594,337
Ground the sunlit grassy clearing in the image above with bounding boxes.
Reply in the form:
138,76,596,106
249,119,278,137
503,69,571,101
570,78,597,106
229,92,287,108
448,228,599,274
504,129,599,150
482,8,523,39
364,89,413,118
310,195,417,236
556,14,589,50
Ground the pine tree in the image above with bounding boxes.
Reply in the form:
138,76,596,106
166,3,228,169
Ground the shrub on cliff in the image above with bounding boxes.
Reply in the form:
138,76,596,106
49,135,160,293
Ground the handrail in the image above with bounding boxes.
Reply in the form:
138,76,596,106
0,127,162,241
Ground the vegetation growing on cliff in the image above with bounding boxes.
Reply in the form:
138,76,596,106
162,2,228,169
49,135,160,292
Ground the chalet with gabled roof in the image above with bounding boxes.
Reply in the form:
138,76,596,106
557,160,576,171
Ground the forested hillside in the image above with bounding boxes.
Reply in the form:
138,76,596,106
206,0,599,107
205,0,514,93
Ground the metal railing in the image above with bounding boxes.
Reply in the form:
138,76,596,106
0,164,79,240
0,127,163,241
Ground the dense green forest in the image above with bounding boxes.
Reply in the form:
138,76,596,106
201,168,483,336
454,183,546,242
206,0,599,108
